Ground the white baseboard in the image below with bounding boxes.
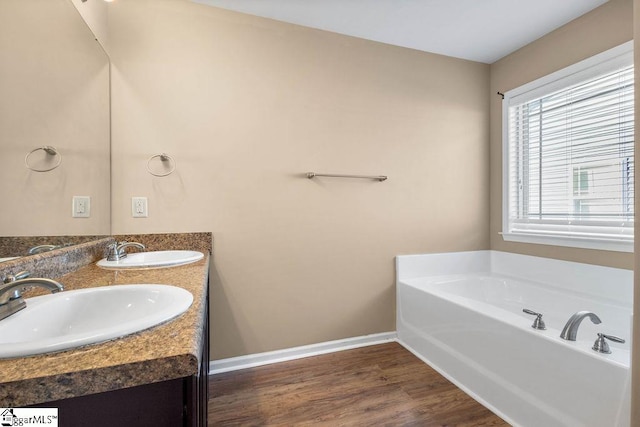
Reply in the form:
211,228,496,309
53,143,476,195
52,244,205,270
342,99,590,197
209,332,397,375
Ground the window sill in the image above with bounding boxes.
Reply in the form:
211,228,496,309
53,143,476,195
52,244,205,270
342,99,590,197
500,232,633,253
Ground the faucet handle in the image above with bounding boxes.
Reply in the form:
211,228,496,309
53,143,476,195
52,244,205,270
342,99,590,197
523,308,547,330
2,271,30,284
592,333,625,354
2,271,31,300
105,242,119,260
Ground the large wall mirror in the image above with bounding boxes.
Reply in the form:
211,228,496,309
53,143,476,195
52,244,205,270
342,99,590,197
0,0,110,259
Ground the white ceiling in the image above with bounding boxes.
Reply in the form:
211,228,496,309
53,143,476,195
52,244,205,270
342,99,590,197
192,0,608,64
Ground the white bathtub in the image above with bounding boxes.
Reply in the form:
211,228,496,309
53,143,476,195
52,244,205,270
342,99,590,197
396,250,633,427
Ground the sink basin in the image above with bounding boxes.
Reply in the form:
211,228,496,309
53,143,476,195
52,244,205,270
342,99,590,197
0,284,193,358
96,250,204,269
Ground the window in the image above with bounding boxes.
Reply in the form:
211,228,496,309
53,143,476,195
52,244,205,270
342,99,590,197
502,42,634,252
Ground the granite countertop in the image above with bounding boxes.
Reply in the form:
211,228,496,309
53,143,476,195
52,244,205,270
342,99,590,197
0,252,210,407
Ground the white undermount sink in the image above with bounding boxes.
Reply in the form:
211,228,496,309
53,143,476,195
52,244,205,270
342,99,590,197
96,250,204,269
0,284,193,358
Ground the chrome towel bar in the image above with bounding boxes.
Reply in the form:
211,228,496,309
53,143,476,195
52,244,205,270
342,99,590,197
306,172,387,182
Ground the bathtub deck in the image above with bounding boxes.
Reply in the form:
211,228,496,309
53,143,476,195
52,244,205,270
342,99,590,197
208,342,509,426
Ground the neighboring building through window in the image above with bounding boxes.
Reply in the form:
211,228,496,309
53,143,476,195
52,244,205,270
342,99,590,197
502,42,634,252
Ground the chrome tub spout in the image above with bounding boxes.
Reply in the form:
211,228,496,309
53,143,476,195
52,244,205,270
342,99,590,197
560,311,601,341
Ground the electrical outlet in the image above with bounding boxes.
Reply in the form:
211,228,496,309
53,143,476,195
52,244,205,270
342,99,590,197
72,196,91,218
132,197,148,218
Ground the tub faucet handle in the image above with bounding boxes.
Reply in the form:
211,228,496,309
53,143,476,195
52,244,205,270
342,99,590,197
523,309,546,330
592,333,625,354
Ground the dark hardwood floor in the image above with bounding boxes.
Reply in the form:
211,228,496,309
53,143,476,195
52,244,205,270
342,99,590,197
208,342,510,426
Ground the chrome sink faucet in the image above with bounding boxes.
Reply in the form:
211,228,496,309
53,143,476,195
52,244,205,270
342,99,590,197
106,241,146,261
0,273,64,321
560,311,602,341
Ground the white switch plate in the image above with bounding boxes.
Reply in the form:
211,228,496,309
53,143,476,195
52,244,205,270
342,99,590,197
72,196,91,218
132,197,148,218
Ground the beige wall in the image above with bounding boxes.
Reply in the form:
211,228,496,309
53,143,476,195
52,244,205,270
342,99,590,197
489,0,634,269
71,0,110,50
108,0,490,359
0,0,110,238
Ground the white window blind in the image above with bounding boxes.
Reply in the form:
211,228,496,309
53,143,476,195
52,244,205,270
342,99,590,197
503,43,634,251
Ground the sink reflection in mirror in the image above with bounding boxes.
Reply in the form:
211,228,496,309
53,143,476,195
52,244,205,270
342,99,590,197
0,284,193,358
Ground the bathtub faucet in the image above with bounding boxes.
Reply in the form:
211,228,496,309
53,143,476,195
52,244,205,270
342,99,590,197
560,311,602,341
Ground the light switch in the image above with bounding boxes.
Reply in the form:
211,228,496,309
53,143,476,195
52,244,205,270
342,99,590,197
132,197,148,218
72,196,91,218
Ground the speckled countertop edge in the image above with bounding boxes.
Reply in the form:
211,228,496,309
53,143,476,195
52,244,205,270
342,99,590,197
0,233,211,407
0,237,115,280
0,236,110,258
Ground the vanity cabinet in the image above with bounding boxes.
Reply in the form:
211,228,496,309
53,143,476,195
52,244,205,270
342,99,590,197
30,292,210,427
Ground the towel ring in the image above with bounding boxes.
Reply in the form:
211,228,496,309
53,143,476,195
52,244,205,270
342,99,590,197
24,146,62,172
146,153,176,177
